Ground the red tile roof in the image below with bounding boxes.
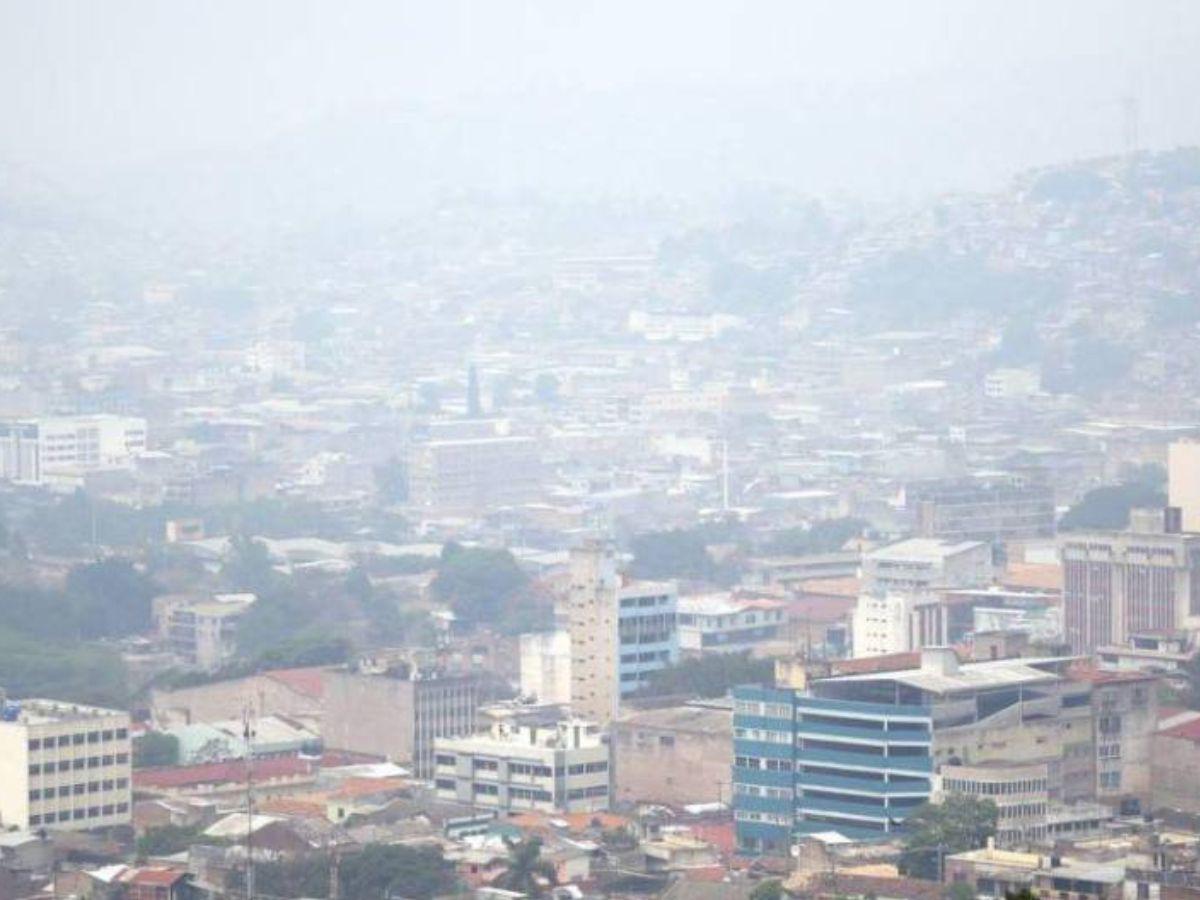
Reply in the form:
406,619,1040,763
262,667,327,699
118,867,188,887
829,651,923,676
1066,661,1158,685
135,755,315,790
1161,717,1200,743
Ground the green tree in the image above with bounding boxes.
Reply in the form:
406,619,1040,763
898,795,998,881
637,651,773,699
945,883,977,900
1059,482,1165,531
629,521,743,585
0,627,128,707
220,534,276,595
341,844,456,900
430,542,540,632
750,879,784,900
763,518,866,556
66,557,159,639
495,838,556,898
133,732,180,768
136,823,203,858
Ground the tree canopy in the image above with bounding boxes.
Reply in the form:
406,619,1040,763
1059,482,1166,531
637,651,773,699
430,542,548,633
251,844,457,900
898,794,998,880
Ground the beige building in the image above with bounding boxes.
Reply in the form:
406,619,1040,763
1170,439,1200,534
434,719,609,814
519,631,572,705
166,594,256,671
0,698,132,832
611,702,732,808
407,436,542,512
567,540,621,727
322,668,479,777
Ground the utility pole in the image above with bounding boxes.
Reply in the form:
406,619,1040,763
243,709,256,900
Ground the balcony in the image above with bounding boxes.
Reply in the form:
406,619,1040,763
797,747,932,774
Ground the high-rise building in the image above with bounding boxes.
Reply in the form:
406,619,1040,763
862,538,993,596
566,541,678,727
1169,439,1200,533
1059,514,1200,654
0,697,133,832
519,630,572,704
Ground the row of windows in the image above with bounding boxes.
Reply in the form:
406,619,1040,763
944,778,1048,796
567,761,608,775
510,787,553,802
734,727,791,744
619,650,672,664
566,785,608,800
735,756,793,772
619,594,672,609
30,803,127,825
1098,743,1122,760
733,700,792,719
997,802,1048,820
734,783,791,799
30,778,128,800
29,754,127,775
29,729,127,750
1100,771,1122,789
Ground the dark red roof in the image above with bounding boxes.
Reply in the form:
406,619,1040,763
1066,661,1158,685
1161,716,1200,743
119,868,188,887
830,651,922,675
135,755,315,790
262,667,326,699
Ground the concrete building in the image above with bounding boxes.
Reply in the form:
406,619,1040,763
617,580,679,696
906,475,1055,543
0,697,132,832
1059,514,1200,654
983,367,1041,400
433,719,608,814
165,594,256,672
732,683,933,853
862,539,993,596
0,415,147,484
519,631,572,704
676,594,785,656
566,541,679,726
612,701,732,807
851,592,945,658
407,436,542,512
1169,438,1200,534
322,667,479,778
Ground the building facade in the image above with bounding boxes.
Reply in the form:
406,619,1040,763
612,701,732,807
519,630,572,704
677,595,785,656
434,719,609,814
407,436,542,512
732,685,933,854
0,415,147,484
0,698,133,832
907,475,1055,543
322,668,479,778
1059,521,1200,654
617,580,678,695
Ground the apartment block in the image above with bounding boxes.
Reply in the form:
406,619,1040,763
612,701,732,807
732,684,933,854
907,475,1055,543
433,719,609,814
1169,439,1200,534
165,594,256,672
519,630,572,705
862,538,993,595
0,698,132,832
1059,516,1200,654
616,579,678,695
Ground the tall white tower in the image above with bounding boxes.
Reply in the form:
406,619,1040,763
567,539,621,727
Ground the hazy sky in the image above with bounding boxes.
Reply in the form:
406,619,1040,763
3,0,1200,203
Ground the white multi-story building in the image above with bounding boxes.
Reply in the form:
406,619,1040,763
165,594,257,671
0,415,147,484
1169,438,1200,534
677,594,785,656
862,538,992,595
434,719,609,814
519,631,572,704
852,591,946,658
0,698,132,832
407,436,542,512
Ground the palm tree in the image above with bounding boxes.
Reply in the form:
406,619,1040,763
495,837,556,898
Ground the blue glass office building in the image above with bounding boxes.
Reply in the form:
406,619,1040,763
733,685,932,854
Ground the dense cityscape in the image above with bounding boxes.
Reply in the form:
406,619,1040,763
5,3,1200,900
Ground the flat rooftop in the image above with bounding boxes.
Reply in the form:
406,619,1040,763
2,698,126,726
820,656,1069,695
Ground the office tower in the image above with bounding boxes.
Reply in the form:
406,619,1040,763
1059,513,1200,654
